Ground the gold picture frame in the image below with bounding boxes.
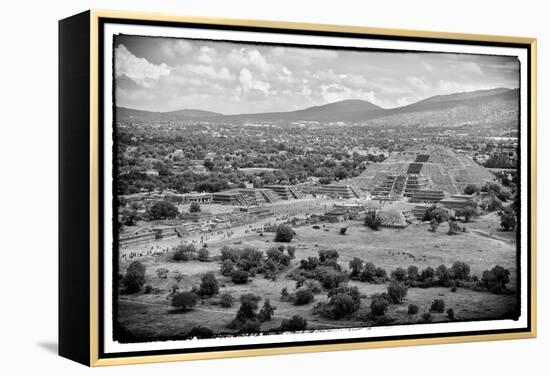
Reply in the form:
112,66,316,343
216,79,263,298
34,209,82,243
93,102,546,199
59,9,537,367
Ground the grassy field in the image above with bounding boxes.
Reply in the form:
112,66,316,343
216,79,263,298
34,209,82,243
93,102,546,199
117,212,518,341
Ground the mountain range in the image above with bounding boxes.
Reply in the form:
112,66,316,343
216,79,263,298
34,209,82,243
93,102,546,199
116,87,519,127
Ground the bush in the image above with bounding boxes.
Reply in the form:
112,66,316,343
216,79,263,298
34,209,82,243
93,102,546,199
220,293,234,308
279,315,307,332
258,299,276,322
238,320,261,334
497,190,511,202
235,294,262,322
187,326,213,339
391,267,407,282
420,266,435,281
122,261,146,294
220,259,234,276
300,256,319,271
318,249,339,263
360,262,377,282
339,227,348,235
370,293,390,316
430,218,439,232
435,264,452,286
189,202,201,213
231,269,250,284
173,243,196,261
464,184,480,195
144,285,153,294
317,267,347,289
286,246,296,259
294,289,314,305
197,247,209,262
481,265,510,294
172,291,199,311
500,211,517,231
387,281,408,304
408,304,419,315
198,272,219,297
430,299,445,313
275,224,294,242
446,308,455,320
455,205,479,223
423,206,450,224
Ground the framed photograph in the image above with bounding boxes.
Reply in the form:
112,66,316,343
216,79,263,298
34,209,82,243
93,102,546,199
59,10,537,366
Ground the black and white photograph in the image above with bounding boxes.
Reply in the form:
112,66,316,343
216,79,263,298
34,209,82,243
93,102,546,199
109,27,528,349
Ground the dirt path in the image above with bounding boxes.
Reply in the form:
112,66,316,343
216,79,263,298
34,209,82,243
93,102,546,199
118,298,340,329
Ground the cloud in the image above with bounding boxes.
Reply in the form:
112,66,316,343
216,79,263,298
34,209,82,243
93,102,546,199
228,48,270,72
239,68,270,96
115,45,171,87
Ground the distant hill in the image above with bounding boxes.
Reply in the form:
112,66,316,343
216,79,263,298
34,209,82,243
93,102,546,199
116,88,519,127
116,107,221,122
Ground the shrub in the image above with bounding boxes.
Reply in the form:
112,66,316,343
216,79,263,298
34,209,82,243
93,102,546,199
280,287,289,300
122,261,146,293
220,293,234,308
339,227,348,235
294,289,314,305
497,190,511,202
220,246,239,263
455,205,479,222
286,246,296,259
300,256,319,271
370,293,390,316
430,299,445,313
189,202,201,213
173,272,184,283
317,267,347,289
275,224,294,242
187,326,213,338
387,281,408,304
423,206,450,224
360,262,377,282
231,269,250,284
408,304,419,315
258,299,276,322
464,184,480,195
266,247,283,263
198,272,219,297
420,266,435,281
446,308,455,320
144,285,153,294
197,247,209,262
435,264,452,286
156,267,169,279
220,259,234,276
481,265,510,294
173,243,196,261
171,291,199,311
390,267,407,282
238,320,261,334
279,315,307,332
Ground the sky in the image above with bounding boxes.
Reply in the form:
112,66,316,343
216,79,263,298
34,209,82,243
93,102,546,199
114,35,520,114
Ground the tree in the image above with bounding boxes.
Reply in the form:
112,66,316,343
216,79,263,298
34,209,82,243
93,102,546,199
424,206,450,224
147,200,179,220
258,299,276,322
481,265,510,294
435,264,452,286
220,259,234,276
275,224,294,242
448,220,461,235
500,211,517,231
420,266,435,281
387,281,408,304
364,212,381,230
198,272,219,297
360,262,377,282
407,265,419,281
121,208,138,226
197,247,209,262
231,269,250,284
408,304,419,315
189,202,201,213
450,261,471,280
370,293,390,316
121,261,146,293
390,267,407,282
172,291,199,311
349,257,364,279
235,294,262,322
173,243,196,261
279,315,307,331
